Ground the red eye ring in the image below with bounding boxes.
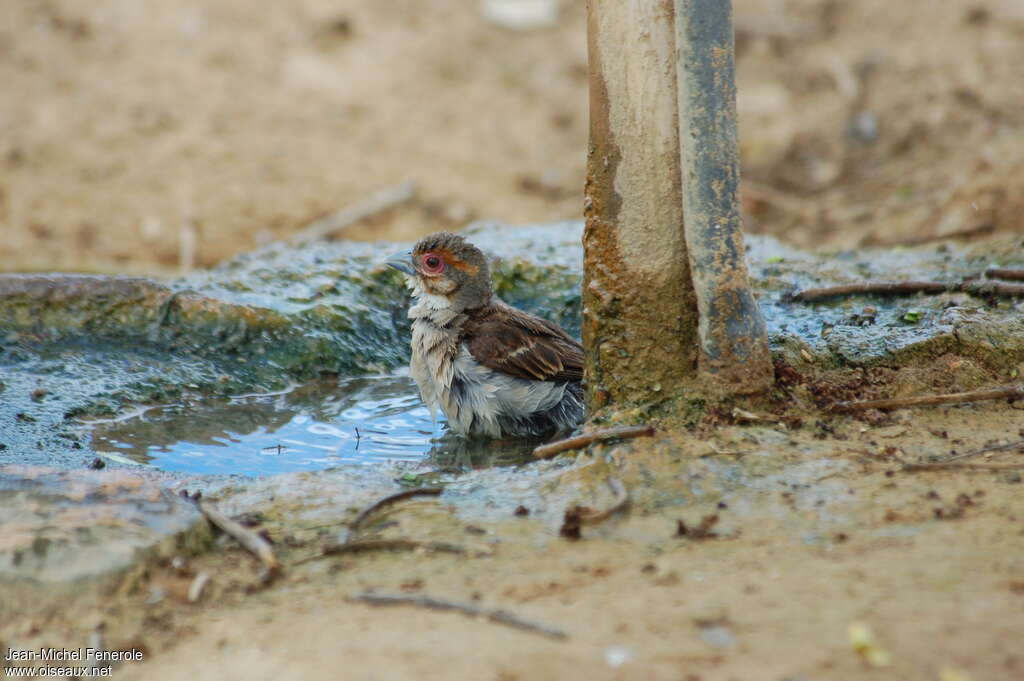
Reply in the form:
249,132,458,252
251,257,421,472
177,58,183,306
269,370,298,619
421,253,445,274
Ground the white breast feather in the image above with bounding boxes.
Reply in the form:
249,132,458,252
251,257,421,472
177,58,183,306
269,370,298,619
405,275,570,437
446,347,566,437
407,275,458,422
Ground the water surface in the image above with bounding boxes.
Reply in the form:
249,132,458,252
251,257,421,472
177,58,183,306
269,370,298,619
88,374,438,475
86,373,540,476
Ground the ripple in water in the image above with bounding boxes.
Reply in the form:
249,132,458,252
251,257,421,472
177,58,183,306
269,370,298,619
87,374,443,476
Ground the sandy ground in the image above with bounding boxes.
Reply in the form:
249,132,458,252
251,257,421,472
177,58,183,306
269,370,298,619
12,403,1024,681
3,0,1023,275
3,1,1024,680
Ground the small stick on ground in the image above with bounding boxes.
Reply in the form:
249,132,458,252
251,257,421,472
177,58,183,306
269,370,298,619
196,499,280,578
347,487,444,539
560,477,630,539
833,385,1024,413
788,278,1024,303
349,593,568,640
290,180,418,244
903,460,1024,472
786,281,949,303
188,571,211,603
901,437,1024,471
293,539,469,567
579,477,630,526
943,438,1024,463
323,539,466,557
297,488,452,565
676,514,720,540
986,268,1024,282
533,425,654,459
961,280,1024,297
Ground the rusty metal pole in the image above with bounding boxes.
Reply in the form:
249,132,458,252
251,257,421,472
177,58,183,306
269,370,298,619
583,0,700,411
674,0,773,394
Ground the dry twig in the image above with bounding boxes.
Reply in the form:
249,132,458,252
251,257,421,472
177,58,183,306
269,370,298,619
560,477,630,539
901,438,1024,471
291,181,418,244
788,278,1024,303
298,487,454,564
347,487,444,538
188,571,211,603
961,280,1024,297
533,425,654,459
578,477,630,526
291,540,469,567
676,514,720,539
986,268,1024,282
349,593,568,640
903,460,1024,472
322,539,466,557
786,281,949,302
833,385,1023,413
944,438,1024,463
196,499,280,577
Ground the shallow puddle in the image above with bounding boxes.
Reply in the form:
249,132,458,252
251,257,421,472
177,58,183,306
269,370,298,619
86,374,439,475
83,373,542,476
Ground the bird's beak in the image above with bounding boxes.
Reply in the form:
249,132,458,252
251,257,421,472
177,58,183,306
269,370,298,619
385,249,415,275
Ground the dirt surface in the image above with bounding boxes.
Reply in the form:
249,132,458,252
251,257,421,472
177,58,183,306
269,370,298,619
7,401,1024,681
3,0,1024,275
4,1,1024,680
0,0,588,274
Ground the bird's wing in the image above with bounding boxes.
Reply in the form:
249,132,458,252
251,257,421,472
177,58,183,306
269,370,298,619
464,303,583,382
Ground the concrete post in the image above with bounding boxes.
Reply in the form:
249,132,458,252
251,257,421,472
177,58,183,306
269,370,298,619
583,0,700,410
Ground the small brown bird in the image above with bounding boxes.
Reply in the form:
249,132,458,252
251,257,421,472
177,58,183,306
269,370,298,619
386,232,584,438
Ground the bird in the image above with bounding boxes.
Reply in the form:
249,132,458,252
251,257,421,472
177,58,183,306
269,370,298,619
386,231,584,438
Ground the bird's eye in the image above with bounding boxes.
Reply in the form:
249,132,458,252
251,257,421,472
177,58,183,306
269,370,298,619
422,253,445,274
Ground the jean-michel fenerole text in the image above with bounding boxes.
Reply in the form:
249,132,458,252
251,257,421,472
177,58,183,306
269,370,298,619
5,648,143,662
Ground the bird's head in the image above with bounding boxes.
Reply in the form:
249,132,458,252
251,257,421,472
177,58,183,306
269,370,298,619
386,231,492,311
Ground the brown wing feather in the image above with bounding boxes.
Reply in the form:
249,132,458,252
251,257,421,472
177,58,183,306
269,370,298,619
464,302,583,382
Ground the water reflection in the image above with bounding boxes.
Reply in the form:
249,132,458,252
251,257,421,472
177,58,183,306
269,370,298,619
86,374,538,476
425,432,543,472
